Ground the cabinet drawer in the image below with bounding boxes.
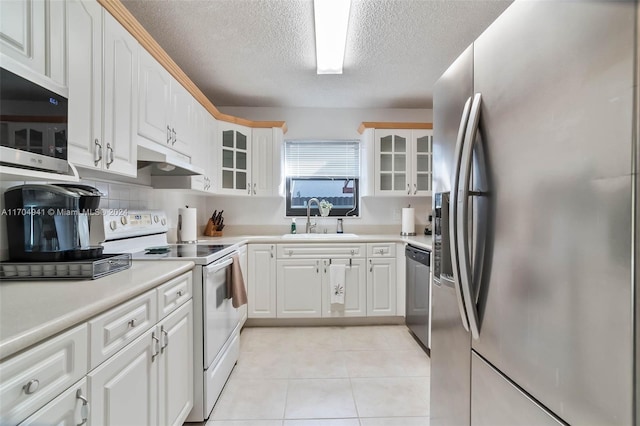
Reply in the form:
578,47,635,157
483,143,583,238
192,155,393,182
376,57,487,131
0,324,88,425
157,271,192,320
367,242,397,257
277,243,366,259
89,290,157,369
19,378,88,426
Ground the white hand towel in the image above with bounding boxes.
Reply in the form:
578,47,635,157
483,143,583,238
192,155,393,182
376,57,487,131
329,263,346,305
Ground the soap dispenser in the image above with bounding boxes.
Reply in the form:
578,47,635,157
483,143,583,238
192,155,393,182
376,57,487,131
291,218,297,234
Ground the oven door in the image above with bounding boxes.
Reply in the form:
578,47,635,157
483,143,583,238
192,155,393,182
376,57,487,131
203,254,241,368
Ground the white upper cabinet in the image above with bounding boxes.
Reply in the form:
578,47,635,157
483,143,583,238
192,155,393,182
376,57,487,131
365,127,433,197
218,122,252,195
217,124,281,196
137,46,171,147
67,0,137,176
0,0,67,94
137,47,194,157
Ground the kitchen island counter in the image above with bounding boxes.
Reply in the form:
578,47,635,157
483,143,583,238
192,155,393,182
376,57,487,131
0,260,194,361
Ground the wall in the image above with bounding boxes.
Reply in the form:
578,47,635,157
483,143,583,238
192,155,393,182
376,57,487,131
0,106,433,257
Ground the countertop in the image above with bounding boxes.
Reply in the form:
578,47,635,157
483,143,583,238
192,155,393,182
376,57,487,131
200,234,432,251
0,260,194,361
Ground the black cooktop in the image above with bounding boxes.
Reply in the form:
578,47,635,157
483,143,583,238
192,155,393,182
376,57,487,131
131,244,232,261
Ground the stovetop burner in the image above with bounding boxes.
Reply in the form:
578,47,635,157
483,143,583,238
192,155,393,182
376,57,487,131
129,243,235,264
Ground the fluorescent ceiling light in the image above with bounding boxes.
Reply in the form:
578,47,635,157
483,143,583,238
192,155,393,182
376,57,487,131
314,0,351,74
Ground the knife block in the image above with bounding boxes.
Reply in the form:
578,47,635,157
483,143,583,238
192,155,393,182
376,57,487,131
203,219,223,237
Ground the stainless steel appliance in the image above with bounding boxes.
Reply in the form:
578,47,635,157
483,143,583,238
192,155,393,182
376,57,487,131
0,67,69,173
4,184,102,261
405,244,430,350
431,1,638,425
98,211,242,423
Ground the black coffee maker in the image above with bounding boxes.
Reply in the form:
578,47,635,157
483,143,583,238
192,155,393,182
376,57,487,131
4,184,102,261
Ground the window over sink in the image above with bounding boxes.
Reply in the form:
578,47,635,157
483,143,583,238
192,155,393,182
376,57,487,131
284,140,360,217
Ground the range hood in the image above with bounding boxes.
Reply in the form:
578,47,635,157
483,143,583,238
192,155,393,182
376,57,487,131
137,139,204,176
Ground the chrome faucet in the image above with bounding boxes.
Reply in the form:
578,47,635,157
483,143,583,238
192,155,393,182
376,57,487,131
306,197,320,233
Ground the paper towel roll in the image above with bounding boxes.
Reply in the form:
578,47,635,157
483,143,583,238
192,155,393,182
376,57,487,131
178,207,198,243
401,208,416,236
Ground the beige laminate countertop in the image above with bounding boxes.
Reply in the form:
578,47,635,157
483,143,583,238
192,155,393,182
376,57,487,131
0,260,194,361
200,234,433,251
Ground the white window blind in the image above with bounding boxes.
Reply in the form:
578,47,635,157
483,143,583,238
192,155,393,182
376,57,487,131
284,140,360,177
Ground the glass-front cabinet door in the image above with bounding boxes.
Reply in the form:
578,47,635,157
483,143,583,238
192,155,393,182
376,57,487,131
374,130,411,195
219,123,251,195
412,130,433,195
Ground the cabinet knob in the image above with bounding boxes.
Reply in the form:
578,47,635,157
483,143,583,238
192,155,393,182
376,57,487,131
177,290,184,297
128,318,137,328
23,379,39,395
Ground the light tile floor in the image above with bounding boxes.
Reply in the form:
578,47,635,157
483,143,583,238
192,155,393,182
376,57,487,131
207,325,431,426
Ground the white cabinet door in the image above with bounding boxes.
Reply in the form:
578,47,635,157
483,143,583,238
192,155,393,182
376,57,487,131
367,258,397,316
101,11,137,176
248,244,277,318
0,0,45,75
47,0,67,89
411,129,433,196
88,328,158,426
251,128,274,196
169,79,193,156
67,0,102,170
321,258,367,317
19,379,88,426
158,302,193,426
277,259,322,318
219,122,252,195
137,47,170,146
374,129,412,196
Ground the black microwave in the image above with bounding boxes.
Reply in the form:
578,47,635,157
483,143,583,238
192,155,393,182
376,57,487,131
0,67,69,173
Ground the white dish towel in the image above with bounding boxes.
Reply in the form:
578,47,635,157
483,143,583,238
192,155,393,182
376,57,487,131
330,263,346,305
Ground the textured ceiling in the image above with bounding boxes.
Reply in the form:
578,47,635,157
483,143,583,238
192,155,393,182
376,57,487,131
121,0,512,109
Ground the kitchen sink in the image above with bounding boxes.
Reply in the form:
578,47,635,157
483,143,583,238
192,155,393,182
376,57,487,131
281,233,358,239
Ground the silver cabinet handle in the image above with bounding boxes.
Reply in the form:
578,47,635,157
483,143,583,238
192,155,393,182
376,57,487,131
324,259,327,274
94,139,102,166
23,379,39,394
413,183,417,195
128,318,137,328
350,250,355,256
270,245,274,258
151,332,160,361
76,389,89,426
166,125,171,144
316,260,319,274
177,290,183,297
450,96,473,334
253,182,257,195
457,93,483,340
161,326,169,352
407,183,410,195
172,127,176,145
106,143,114,167
369,259,373,272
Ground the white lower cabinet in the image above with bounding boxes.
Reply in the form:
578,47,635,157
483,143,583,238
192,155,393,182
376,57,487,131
19,378,88,426
88,327,158,426
277,259,323,318
321,258,367,317
88,301,193,426
158,302,194,426
367,258,397,316
248,244,277,318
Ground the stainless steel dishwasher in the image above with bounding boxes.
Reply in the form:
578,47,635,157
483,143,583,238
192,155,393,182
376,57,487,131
405,244,431,351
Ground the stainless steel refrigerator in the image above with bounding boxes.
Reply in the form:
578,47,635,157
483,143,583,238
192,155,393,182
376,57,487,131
431,1,638,425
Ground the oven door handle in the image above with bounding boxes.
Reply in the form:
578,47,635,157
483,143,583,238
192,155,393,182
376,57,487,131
204,256,235,278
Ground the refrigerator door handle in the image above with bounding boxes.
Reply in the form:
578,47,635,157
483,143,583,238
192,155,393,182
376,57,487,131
449,96,473,332
458,92,483,340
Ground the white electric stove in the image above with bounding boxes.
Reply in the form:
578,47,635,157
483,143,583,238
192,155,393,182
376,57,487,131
95,210,242,423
